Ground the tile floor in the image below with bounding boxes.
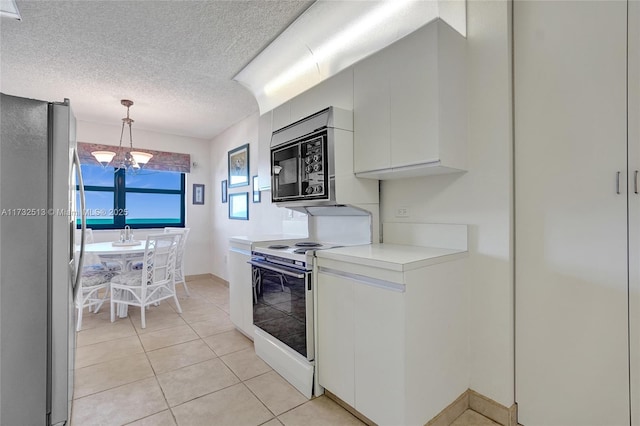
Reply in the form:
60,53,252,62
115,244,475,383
71,276,499,426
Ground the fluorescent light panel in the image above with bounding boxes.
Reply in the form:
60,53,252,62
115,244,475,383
0,0,21,20
234,0,466,114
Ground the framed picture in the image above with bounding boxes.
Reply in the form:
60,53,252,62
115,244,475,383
229,192,249,220
228,143,250,188
193,184,205,205
221,180,228,203
252,175,261,203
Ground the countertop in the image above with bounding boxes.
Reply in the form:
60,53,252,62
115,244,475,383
229,234,306,245
315,243,467,272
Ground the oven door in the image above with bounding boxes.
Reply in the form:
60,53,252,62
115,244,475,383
248,259,314,361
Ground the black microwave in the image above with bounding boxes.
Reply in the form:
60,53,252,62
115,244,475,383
270,107,351,207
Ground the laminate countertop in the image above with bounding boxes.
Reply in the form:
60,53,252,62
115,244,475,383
315,243,468,272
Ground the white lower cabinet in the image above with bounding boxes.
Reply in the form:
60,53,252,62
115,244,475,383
316,248,468,426
228,240,253,338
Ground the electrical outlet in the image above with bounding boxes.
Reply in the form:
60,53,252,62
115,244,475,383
396,207,410,217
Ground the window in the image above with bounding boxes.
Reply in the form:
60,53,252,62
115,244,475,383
77,164,185,229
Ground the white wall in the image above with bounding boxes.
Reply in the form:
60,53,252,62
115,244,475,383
208,113,306,282
77,120,212,276
380,0,514,408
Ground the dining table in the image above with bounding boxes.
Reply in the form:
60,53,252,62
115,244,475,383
79,241,146,317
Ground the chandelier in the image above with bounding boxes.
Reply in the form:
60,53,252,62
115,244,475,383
92,99,153,171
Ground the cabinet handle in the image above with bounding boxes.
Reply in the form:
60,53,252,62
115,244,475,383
616,171,621,194
635,171,638,194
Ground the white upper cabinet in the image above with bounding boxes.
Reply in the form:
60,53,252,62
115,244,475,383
354,19,467,179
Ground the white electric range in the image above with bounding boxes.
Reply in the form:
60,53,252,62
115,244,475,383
248,238,351,398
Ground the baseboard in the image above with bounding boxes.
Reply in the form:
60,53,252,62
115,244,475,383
185,273,229,287
425,391,469,426
427,389,518,426
468,389,517,426
186,273,213,281
324,390,376,426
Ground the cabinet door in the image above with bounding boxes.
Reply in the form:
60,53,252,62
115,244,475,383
257,111,272,190
228,247,252,337
316,270,355,406
354,282,405,425
353,49,391,174
629,1,640,424
515,2,629,425
389,22,440,168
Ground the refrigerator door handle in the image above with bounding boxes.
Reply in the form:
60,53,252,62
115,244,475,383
72,150,86,299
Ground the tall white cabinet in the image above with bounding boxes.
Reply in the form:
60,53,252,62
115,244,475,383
515,1,638,424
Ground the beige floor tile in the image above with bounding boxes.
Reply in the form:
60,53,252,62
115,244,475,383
125,410,176,426
179,304,229,324
133,312,188,335
157,358,240,407
129,301,177,314
171,383,273,426
261,419,284,426
244,371,308,416
74,353,154,398
450,410,501,426
75,335,144,369
77,308,115,331
189,316,235,338
193,288,229,303
76,319,137,347
139,324,199,351
278,396,364,426
220,347,271,381
214,300,230,313
167,296,215,312
147,339,216,374
71,377,168,426
203,329,253,356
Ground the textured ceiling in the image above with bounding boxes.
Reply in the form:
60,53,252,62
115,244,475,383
0,0,313,140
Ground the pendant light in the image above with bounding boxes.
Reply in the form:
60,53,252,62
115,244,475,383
91,99,153,171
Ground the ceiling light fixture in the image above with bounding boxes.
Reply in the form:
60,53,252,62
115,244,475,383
92,99,153,172
234,0,466,114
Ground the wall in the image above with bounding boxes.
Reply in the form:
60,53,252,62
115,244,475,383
208,113,306,282
77,120,212,275
380,0,514,408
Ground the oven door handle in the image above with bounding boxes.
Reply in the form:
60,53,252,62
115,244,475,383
247,260,307,279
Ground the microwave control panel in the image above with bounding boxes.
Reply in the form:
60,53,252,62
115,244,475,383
301,136,325,196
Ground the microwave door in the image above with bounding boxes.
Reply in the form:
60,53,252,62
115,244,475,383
272,144,301,200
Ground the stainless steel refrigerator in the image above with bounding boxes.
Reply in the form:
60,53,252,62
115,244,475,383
0,93,87,426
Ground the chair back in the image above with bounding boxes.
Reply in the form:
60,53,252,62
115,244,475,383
164,227,190,279
141,233,180,288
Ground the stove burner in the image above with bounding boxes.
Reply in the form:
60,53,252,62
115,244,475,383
295,242,322,248
268,244,290,249
294,248,311,255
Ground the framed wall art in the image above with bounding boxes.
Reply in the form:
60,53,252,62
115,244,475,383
193,184,205,205
228,143,250,188
221,180,228,203
252,175,261,203
229,192,249,220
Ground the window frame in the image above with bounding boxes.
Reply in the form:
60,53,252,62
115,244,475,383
78,167,186,229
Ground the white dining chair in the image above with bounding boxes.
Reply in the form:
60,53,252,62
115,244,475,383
164,227,190,296
75,228,119,331
76,269,116,331
109,233,182,328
